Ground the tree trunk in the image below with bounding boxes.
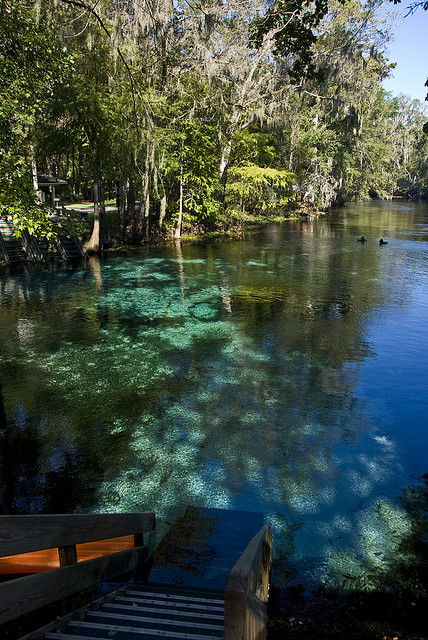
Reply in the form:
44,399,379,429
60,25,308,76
174,165,183,239
117,180,126,240
138,167,150,240
126,180,137,239
141,147,151,241
159,195,167,228
72,145,76,197
219,109,241,196
219,143,232,189
84,158,101,254
78,148,83,199
30,141,40,201
99,177,109,247
138,188,145,237
145,196,150,240
143,179,150,241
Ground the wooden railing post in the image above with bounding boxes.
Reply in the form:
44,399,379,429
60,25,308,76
258,532,273,604
224,524,273,640
58,545,78,567
58,545,81,610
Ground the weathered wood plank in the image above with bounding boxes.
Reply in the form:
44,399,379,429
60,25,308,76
58,545,77,567
223,524,272,640
0,231,11,265
0,512,155,558
0,546,148,626
225,524,270,596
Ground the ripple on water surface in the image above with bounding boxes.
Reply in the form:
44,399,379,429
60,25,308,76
1,201,428,591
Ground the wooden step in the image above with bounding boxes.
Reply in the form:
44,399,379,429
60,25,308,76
48,619,223,639
119,592,224,615
124,585,225,604
43,585,224,640
47,628,222,640
99,602,224,624
57,235,86,261
85,610,224,634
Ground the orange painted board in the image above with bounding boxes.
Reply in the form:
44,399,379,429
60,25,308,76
0,535,135,574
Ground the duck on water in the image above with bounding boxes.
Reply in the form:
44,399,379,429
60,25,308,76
356,236,389,245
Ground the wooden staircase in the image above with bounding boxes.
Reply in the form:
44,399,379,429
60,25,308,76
0,509,273,640
55,235,88,262
44,584,225,639
0,218,87,265
0,220,31,265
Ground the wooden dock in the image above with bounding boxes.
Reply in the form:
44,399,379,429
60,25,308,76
0,508,273,640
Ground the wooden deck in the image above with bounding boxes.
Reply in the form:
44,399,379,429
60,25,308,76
0,509,273,640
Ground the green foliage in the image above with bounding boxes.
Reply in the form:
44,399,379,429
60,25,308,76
250,0,345,80
156,75,223,230
1,178,56,239
178,121,222,228
230,128,277,168
225,165,295,217
2,0,427,243
273,0,428,208
0,0,70,236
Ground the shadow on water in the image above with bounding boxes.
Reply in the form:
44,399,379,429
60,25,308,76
0,232,375,516
268,473,428,640
0,202,428,638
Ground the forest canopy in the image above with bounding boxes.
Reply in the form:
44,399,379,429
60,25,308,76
0,0,427,249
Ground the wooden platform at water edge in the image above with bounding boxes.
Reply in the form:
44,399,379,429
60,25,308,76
0,507,273,640
0,219,87,266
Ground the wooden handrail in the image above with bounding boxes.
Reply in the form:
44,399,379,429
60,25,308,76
0,512,155,557
0,231,11,265
0,547,147,626
20,230,36,262
0,512,156,627
21,230,45,263
73,234,88,259
55,237,68,261
223,523,273,640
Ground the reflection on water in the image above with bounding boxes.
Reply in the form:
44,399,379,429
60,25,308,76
1,200,428,590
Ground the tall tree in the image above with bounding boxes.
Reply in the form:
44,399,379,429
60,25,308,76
272,0,400,207
0,0,69,237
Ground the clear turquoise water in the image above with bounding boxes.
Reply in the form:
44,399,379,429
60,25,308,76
1,200,427,589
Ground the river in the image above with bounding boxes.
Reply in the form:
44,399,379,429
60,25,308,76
1,199,427,591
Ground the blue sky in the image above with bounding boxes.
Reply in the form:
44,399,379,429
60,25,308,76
381,1,428,102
